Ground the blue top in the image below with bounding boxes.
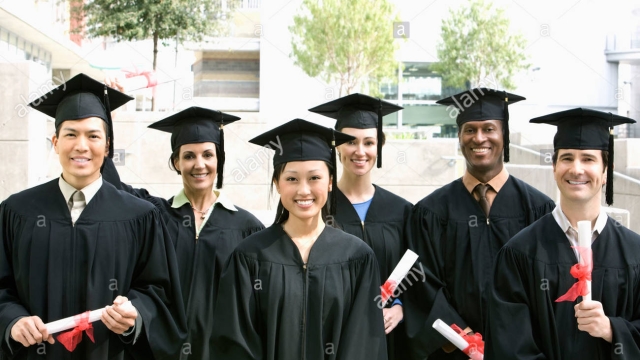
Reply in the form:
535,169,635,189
352,197,373,222
353,197,403,309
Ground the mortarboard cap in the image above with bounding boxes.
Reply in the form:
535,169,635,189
308,93,403,168
437,88,525,162
148,106,241,189
28,73,133,160
530,107,636,205
249,119,355,216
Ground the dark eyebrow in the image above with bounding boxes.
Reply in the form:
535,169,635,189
182,148,215,154
284,169,322,173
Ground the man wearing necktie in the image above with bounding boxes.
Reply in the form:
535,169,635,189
404,88,556,360
0,74,186,360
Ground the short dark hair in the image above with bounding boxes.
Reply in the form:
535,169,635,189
551,149,609,173
337,127,386,147
270,161,335,225
55,119,109,139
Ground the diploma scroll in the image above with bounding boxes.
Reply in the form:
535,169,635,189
45,300,134,335
577,220,592,302
433,319,484,360
380,250,419,303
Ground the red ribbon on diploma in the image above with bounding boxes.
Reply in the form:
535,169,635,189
380,279,397,303
555,246,593,302
57,311,95,352
451,323,484,356
123,67,158,88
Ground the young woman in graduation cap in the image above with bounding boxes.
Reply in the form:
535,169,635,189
102,106,264,359
308,94,413,360
211,119,388,360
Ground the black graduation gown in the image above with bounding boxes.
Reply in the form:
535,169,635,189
211,225,388,360
334,186,412,360
116,183,265,360
0,179,187,360
405,176,555,360
485,214,640,360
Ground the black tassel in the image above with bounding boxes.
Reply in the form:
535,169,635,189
606,115,614,206
217,120,225,189
331,132,338,216
377,98,383,168
103,85,115,159
503,91,510,163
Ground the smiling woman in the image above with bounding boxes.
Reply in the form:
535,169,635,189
103,106,265,359
211,119,388,360
309,93,413,360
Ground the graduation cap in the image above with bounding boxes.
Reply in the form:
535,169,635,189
28,73,133,159
148,106,241,189
436,88,526,162
530,107,636,205
308,93,403,168
249,119,355,216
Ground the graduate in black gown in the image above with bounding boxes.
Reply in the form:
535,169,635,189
309,94,412,360
485,108,640,360
0,74,187,359
404,88,556,360
102,106,265,359
212,119,387,360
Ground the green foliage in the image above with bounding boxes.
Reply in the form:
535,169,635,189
290,0,401,96
432,0,529,90
75,0,238,52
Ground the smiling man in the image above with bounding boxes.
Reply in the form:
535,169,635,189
485,108,640,359
0,74,186,359
404,88,556,360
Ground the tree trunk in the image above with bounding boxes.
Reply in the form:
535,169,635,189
152,31,158,111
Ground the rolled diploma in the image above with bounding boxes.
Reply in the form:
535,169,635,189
122,75,154,92
433,319,484,360
45,301,133,335
432,319,469,351
381,250,419,301
577,220,592,302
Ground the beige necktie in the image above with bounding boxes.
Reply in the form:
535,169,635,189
68,190,86,224
473,184,491,216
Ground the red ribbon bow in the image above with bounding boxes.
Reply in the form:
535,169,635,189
451,323,485,357
57,311,95,352
380,279,397,303
555,246,593,302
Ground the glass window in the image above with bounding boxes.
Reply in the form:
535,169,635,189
16,38,25,58
381,62,466,132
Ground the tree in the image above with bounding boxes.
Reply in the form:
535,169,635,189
73,0,238,110
433,0,529,90
290,0,401,97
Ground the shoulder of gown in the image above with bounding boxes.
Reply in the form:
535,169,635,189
2,178,158,221
234,224,374,262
